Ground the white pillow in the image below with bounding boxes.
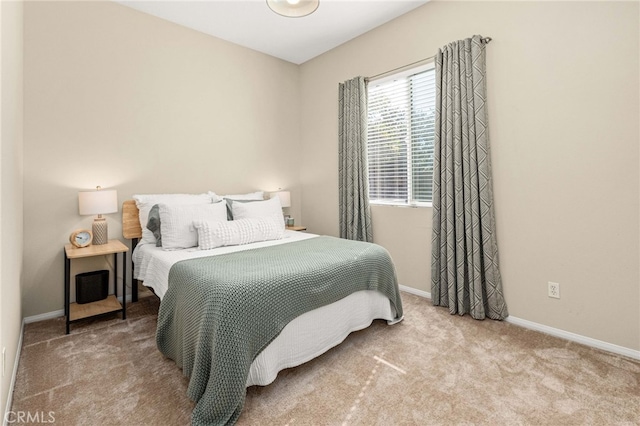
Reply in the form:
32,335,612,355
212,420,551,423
206,191,222,202
231,196,284,228
219,191,264,201
159,201,227,250
133,193,214,245
194,216,284,250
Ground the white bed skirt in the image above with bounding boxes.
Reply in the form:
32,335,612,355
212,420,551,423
132,232,400,388
246,289,395,387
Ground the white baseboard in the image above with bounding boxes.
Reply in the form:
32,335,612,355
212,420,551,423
23,310,64,324
399,285,431,299
398,285,639,361
506,316,640,361
3,321,24,426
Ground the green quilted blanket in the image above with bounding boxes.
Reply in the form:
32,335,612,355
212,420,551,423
156,236,403,426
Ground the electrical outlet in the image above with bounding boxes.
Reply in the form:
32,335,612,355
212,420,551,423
548,282,560,299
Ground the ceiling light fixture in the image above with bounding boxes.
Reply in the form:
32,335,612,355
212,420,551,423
266,0,319,18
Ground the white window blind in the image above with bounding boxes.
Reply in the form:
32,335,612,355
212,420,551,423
367,65,436,205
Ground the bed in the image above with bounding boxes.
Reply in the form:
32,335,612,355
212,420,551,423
122,197,404,425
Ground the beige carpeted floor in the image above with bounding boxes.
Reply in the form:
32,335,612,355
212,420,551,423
11,290,640,425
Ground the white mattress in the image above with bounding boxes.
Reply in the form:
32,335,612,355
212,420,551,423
133,231,398,387
133,230,318,298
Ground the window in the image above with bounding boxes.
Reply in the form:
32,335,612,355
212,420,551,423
367,64,436,206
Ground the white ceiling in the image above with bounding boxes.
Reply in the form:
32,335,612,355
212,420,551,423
116,0,429,64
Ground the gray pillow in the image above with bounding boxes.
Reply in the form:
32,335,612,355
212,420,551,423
146,204,162,247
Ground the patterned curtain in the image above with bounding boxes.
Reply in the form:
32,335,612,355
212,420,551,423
338,77,373,242
431,35,508,320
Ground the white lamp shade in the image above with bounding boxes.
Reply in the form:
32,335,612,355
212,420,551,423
266,0,319,17
272,191,291,208
78,189,118,216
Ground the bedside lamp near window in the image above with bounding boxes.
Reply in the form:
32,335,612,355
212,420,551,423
272,190,294,226
78,186,118,245
273,190,291,209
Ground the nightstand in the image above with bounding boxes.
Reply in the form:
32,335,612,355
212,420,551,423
64,239,128,334
286,225,307,231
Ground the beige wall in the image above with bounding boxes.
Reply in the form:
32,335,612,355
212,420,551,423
23,1,301,317
299,1,640,350
21,1,640,353
1,0,24,417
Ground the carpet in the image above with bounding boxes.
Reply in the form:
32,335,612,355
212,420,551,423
11,291,640,425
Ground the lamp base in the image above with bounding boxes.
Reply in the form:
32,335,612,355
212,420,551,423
92,218,108,245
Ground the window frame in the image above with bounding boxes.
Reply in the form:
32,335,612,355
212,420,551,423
367,62,436,208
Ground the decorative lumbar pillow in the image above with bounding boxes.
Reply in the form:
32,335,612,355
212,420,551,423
159,201,227,250
194,216,284,250
230,196,284,228
133,193,213,245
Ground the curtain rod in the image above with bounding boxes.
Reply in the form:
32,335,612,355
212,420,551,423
365,36,492,82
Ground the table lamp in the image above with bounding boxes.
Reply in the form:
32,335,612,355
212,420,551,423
273,190,291,208
78,186,118,245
